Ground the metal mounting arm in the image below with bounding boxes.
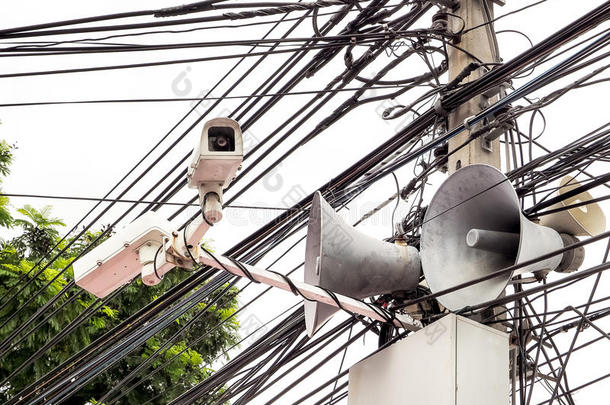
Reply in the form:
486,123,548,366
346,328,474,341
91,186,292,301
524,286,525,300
196,251,423,332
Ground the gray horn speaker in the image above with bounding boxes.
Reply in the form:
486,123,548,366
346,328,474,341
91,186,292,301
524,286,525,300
539,176,606,236
421,164,583,312
304,192,421,337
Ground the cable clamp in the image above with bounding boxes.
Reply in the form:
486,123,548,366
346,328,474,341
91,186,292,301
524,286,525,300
433,98,449,117
463,115,476,131
382,23,395,39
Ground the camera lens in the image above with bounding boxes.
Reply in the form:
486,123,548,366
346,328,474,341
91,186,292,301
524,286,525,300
214,136,229,149
208,126,236,152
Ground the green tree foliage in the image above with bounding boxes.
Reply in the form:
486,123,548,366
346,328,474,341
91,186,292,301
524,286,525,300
0,151,240,404
11,204,65,260
0,140,14,228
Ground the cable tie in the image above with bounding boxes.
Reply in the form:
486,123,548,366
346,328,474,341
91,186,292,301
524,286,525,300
154,1,216,18
400,178,418,200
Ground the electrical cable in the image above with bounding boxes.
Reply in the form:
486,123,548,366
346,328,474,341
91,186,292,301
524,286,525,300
0,42,387,79
0,29,446,56
0,2,306,346
0,83,435,108
4,2,608,400
0,0,362,39
2,3,414,400
0,4,395,51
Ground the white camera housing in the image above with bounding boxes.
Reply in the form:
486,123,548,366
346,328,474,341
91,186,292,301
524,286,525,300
73,212,174,298
187,117,243,189
187,118,243,223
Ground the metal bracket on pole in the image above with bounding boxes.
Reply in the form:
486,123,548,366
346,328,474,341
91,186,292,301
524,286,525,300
484,121,515,142
481,137,493,153
430,0,459,8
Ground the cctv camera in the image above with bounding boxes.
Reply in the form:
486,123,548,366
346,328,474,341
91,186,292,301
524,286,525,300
187,118,243,187
75,119,245,298
187,118,243,224
73,212,174,298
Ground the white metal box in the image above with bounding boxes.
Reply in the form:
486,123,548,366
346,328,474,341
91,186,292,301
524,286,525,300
73,212,173,298
348,314,508,405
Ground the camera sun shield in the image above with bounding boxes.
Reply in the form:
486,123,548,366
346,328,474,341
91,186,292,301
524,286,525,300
187,117,243,189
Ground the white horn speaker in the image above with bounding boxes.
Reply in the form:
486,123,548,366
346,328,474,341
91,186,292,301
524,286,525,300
304,192,421,336
420,164,587,312
539,176,606,236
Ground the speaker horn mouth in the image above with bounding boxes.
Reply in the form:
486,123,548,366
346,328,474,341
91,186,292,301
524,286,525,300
421,165,524,311
421,165,567,311
539,176,607,236
304,192,335,337
304,192,421,336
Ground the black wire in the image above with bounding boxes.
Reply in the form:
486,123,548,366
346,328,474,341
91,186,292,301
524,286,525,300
0,0,229,36
0,30,432,56
199,192,217,227
7,268,217,403
226,256,260,284
0,42,379,79
153,244,164,280
0,0,360,39
4,2,608,400
215,6,435,211
40,272,234,405
0,83,430,108
97,277,240,405
115,300,302,405
266,269,310,298
390,172,400,236
0,2,305,336
463,0,550,35
0,4,398,51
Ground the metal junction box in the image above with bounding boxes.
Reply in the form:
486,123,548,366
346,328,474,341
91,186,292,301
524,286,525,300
348,314,509,405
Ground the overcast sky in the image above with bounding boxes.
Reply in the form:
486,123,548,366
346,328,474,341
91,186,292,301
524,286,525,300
1,0,609,403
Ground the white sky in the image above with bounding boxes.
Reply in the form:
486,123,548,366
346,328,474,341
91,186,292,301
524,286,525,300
1,0,609,404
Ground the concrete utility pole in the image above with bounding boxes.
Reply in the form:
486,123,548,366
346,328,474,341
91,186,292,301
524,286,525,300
447,0,503,173
446,0,509,331
347,2,510,404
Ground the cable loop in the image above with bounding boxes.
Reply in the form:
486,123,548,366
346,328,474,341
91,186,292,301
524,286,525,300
152,245,164,281
227,257,260,284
